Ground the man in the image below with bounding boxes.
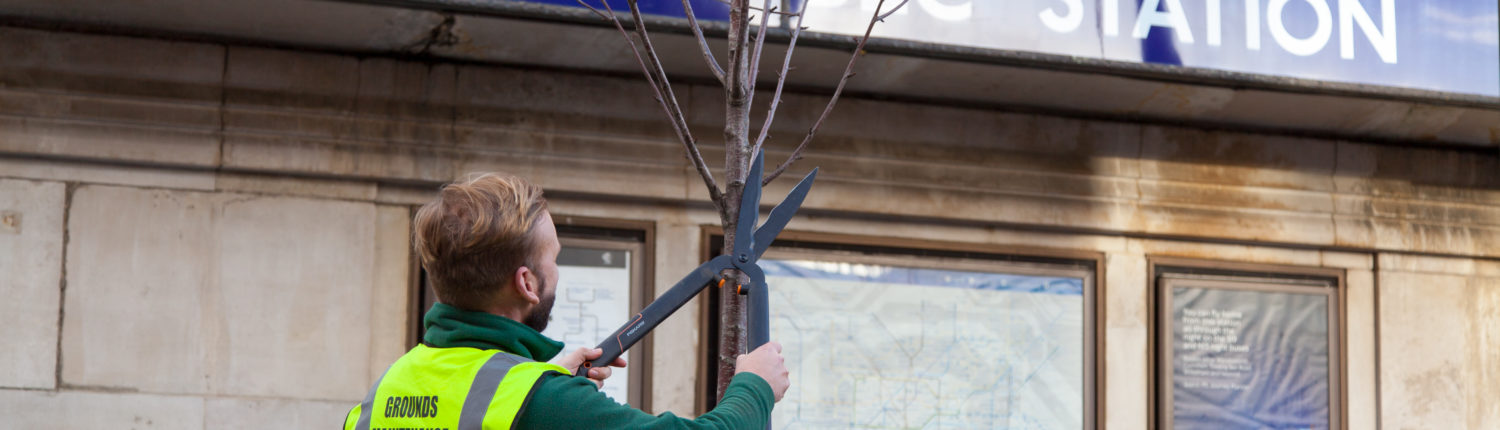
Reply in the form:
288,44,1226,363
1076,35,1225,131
343,173,790,430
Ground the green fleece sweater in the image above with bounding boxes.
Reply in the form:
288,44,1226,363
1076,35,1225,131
422,303,775,429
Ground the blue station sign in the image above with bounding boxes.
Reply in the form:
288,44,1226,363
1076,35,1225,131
531,0,1500,97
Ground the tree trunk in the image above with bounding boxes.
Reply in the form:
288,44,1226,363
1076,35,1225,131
716,0,755,400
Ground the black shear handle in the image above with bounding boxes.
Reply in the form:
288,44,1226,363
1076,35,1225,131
576,313,642,377
580,282,770,376
576,257,730,376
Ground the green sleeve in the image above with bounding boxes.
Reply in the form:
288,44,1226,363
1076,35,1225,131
514,372,774,430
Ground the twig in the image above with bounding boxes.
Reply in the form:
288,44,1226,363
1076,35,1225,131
579,0,724,207
747,0,774,86
575,1,664,111
680,0,727,85
763,0,908,185
749,0,812,160
879,0,910,21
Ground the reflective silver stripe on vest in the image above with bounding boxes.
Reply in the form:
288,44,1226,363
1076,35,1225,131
457,351,525,430
354,370,388,430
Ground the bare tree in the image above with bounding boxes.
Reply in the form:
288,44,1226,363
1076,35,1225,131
577,0,908,397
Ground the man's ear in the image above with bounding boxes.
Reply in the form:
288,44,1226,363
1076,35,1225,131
513,265,541,305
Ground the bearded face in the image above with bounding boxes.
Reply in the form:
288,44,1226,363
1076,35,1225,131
521,267,556,332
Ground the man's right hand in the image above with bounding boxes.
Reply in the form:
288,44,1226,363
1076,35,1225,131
734,342,790,402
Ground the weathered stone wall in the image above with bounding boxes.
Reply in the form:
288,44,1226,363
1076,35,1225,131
0,178,64,390
0,25,1496,428
1375,255,1500,429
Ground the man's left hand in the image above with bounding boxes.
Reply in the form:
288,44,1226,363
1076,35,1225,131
549,347,627,388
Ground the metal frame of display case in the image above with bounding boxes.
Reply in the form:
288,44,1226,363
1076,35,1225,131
1147,257,1347,430
699,228,1105,429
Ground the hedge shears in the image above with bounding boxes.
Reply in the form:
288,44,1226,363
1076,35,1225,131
580,152,817,374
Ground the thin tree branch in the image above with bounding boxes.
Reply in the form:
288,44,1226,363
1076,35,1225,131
575,1,665,112
747,0,774,86
579,0,724,208
749,0,812,162
879,0,911,21
625,0,725,209
680,0,727,85
763,0,908,186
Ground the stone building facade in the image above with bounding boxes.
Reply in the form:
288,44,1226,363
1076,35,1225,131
0,1,1497,429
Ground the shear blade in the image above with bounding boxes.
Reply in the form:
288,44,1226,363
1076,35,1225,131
753,167,817,259
732,151,765,259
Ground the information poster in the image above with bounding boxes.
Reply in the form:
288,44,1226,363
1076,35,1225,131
542,247,633,404
764,258,1087,429
1169,285,1333,429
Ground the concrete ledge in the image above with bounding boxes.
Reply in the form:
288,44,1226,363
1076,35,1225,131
0,158,217,191
205,397,353,430
1,26,1498,260
0,389,204,430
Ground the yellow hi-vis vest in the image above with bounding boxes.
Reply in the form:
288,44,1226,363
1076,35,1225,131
343,344,570,430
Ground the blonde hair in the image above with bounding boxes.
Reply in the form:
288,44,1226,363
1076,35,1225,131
413,173,548,310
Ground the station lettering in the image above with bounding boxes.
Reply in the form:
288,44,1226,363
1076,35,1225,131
1045,0,1396,62
826,0,1399,63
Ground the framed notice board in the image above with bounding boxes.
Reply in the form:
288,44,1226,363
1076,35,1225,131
1154,268,1342,430
700,231,1103,429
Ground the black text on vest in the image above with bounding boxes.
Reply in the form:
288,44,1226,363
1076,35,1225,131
383,395,439,418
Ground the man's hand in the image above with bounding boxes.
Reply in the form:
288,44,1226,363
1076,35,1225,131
549,348,627,389
734,342,790,402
